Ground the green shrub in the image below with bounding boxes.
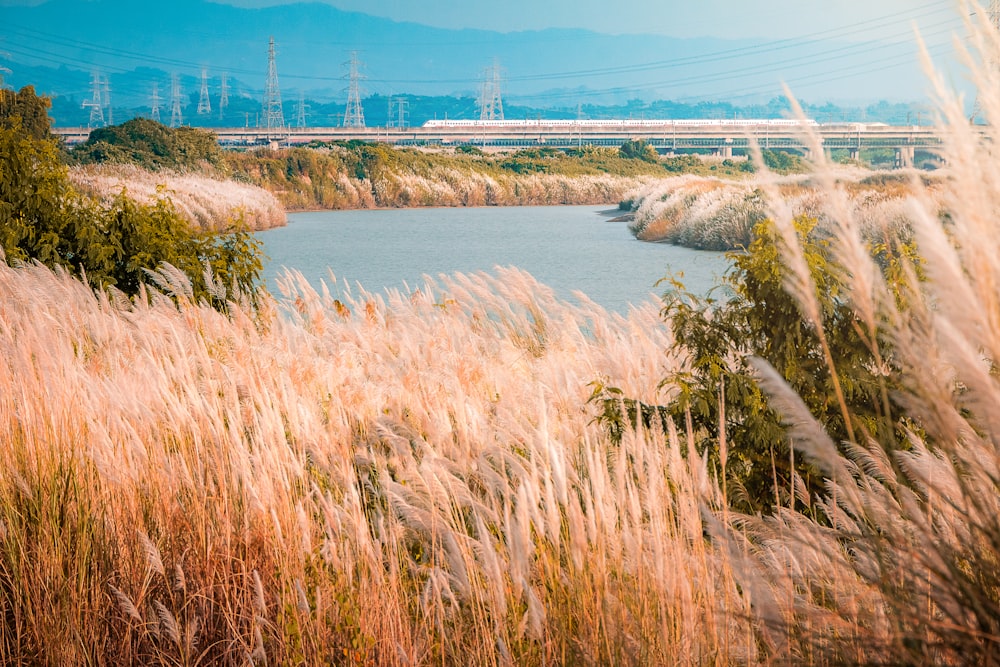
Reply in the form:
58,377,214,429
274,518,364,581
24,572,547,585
0,90,262,310
596,216,912,512
71,118,224,172
619,138,659,162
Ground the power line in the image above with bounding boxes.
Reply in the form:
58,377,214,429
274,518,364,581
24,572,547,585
971,0,1000,121
219,71,229,120
101,74,112,125
150,81,161,122
295,90,308,128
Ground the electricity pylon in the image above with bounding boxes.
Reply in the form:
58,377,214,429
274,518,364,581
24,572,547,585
101,74,113,125
972,0,1000,122
343,51,365,128
170,73,183,128
219,72,229,120
262,37,285,136
478,58,504,121
151,82,162,123
295,91,309,128
82,70,105,128
198,67,211,114
394,96,408,128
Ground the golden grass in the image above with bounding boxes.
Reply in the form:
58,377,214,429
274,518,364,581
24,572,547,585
5,4,1000,663
627,166,946,251
0,261,763,664
70,163,287,232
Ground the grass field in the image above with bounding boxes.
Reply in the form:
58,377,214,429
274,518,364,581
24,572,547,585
3,9,1000,664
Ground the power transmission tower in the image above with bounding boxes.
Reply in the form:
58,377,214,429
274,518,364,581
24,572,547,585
343,51,365,128
170,73,183,128
198,67,211,115
102,75,113,125
82,70,105,128
262,36,285,136
972,0,1000,122
151,82,162,123
478,58,504,121
295,91,308,128
219,72,229,120
395,96,408,129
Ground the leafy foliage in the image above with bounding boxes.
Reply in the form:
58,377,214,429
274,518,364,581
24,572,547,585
0,85,55,141
0,89,262,309
618,138,659,162
597,216,909,512
70,118,225,172
740,149,808,174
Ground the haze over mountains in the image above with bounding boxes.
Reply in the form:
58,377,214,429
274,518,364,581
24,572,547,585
1,0,965,118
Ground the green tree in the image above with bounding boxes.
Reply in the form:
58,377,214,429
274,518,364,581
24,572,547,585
618,139,659,162
595,216,908,512
0,85,54,141
0,90,263,310
0,118,75,267
71,118,224,171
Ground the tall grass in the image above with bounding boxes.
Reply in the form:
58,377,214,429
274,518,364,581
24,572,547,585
707,5,1000,661
70,163,287,232
5,5,1000,663
0,261,761,664
627,168,943,250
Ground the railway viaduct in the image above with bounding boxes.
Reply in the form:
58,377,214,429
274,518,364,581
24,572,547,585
52,123,945,168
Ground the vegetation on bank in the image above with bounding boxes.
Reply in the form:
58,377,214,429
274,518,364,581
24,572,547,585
625,168,937,250
0,86,263,307
69,118,227,172
69,164,286,232
66,119,782,212
222,143,674,210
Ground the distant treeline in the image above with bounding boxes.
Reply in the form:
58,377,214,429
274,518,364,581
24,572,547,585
46,90,930,129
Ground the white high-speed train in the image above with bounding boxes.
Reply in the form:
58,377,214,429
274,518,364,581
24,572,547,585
422,118,822,129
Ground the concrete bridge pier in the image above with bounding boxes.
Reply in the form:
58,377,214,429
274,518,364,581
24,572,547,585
712,144,733,158
848,147,860,162
895,145,915,169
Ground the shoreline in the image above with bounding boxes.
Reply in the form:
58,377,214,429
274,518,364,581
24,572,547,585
282,201,632,215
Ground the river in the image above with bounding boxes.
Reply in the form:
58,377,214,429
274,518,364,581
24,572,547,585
257,205,729,314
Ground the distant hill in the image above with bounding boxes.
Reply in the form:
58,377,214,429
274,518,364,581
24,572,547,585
2,0,941,117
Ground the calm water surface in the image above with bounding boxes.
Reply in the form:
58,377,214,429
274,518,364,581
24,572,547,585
258,205,729,314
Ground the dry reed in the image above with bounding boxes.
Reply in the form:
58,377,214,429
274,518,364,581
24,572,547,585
627,168,944,250
70,163,287,232
0,260,757,664
4,4,1000,663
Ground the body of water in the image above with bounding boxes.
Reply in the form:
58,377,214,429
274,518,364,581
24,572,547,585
257,205,729,314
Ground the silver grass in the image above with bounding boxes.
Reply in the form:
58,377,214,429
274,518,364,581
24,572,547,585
152,599,181,648
138,529,165,578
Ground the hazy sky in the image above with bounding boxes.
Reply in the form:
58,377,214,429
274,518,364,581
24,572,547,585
0,0,964,39
215,0,959,40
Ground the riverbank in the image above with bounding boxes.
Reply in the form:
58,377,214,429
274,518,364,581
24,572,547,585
70,163,287,232
625,168,943,250
224,144,673,211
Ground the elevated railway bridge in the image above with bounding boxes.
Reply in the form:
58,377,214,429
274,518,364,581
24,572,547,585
53,122,947,168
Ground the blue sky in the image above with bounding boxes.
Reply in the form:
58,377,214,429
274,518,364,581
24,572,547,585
0,0,962,40
216,0,956,40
